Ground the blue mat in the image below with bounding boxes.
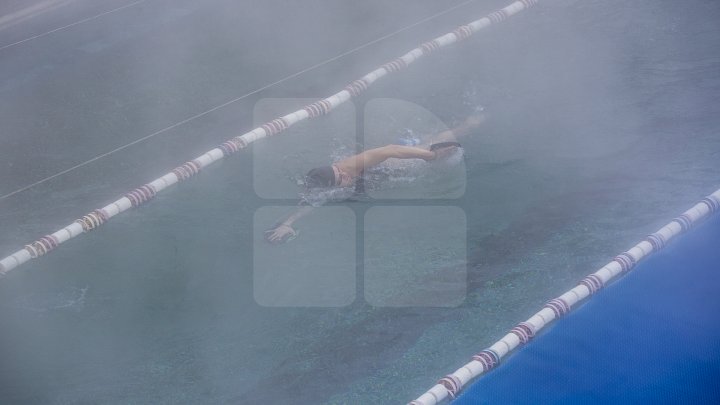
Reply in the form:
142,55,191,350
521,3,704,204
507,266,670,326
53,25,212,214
455,213,720,404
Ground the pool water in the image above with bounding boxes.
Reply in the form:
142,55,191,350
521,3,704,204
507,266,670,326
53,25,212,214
1,0,719,403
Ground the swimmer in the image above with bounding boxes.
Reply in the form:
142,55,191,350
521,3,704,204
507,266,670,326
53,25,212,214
264,112,485,243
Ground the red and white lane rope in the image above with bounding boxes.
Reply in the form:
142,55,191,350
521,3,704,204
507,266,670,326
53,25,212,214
0,0,542,276
409,188,720,405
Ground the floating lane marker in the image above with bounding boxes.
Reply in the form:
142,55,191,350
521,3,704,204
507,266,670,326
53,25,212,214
409,188,720,405
0,0,541,276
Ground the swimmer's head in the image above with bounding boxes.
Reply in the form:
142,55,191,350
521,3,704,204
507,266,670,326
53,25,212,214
301,167,356,206
305,166,336,189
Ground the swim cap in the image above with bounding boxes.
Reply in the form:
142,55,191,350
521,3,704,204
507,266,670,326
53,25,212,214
305,166,336,188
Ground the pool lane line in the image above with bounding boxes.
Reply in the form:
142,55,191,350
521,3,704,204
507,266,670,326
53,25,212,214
0,0,481,202
0,0,146,52
0,0,541,274
409,188,720,405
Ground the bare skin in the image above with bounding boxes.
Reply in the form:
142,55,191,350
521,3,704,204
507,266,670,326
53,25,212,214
265,146,438,243
334,144,436,177
264,113,486,243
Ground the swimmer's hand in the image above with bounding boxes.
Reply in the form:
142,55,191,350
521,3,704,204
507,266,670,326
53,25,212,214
428,142,461,160
264,224,298,244
431,146,458,160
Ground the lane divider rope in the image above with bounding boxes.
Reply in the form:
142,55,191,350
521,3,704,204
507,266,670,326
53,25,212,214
0,0,147,52
409,188,720,404
0,0,481,202
0,0,541,276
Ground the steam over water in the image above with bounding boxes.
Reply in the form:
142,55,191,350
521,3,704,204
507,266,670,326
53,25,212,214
1,0,719,403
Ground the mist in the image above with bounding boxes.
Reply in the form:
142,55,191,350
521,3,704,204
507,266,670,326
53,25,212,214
1,0,719,403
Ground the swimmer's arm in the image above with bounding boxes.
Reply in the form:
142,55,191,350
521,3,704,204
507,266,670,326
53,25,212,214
424,114,486,144
381,145,436,160
265,205,314,243
452,114,485,137
336,145,434,175
278,205,314,228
